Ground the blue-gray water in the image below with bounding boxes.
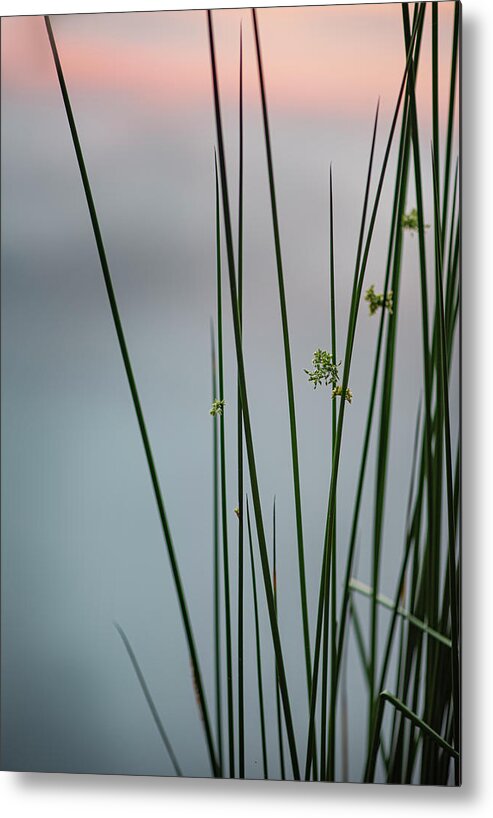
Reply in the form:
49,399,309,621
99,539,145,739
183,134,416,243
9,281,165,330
1,8,458,781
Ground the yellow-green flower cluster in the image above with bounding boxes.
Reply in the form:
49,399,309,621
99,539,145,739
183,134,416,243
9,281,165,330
305,348,353,404
305,348,339,389
332,385,353,404
364,284,393,316
210,398,225,417
401,208,430,233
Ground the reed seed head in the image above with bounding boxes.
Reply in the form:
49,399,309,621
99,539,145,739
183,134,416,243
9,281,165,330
210,398,225,416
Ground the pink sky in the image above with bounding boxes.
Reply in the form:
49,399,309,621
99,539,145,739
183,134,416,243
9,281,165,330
2,5,458,122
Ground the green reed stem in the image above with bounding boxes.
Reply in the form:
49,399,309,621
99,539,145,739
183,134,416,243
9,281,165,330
307,7,426,780
273,498,286,780
210,322,223,775
327,165,338,782
251,9,312,709
431,149,460,783
441,2,460,241
246,498,269,780
367,37,414,748
208,10,300,779
305,100,380,781
236,27,245,780
214,154,235,778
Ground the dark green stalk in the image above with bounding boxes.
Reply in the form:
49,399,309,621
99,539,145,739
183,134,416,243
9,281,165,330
44,15,219,777
305,102,380,782
431,149,460,783
308,7,426,779
420,10,461,771
367,64,413,747
320,168,337,779
236,27,245,780
422,23,459,764
441,2,460,241
208,11,300,779
341,641,350,783
246,498,269,780
326,4,424,760
374,399,423,689
115,624,182,776
444,164,459,333
214,154,235,779
402,2,435,630
401,10,440,782
432,2,440,197
390,616,409,780
273,499,286,780
211,322,223,775
327,166,338,782
251,9,312,706
320,578,330,778
334,78,414,711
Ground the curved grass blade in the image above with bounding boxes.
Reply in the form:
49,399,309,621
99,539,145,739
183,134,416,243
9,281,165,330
115,623,182,776
365,690,458,783
44,15,219,777
348,579,452,649
251,8,312,713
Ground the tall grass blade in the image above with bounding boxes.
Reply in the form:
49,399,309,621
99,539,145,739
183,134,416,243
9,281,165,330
246,498,269,780
367,38,415,746
349,579,452,649
273,498,286,780
44,15,219,777
431,148,460,782
214,153,235,778
305,101,380,781
327,166,338,781
236,27,245,779
441,2,460,241
251,8,312,709
207,10,300,779
210,322,223,775
306,7,426,780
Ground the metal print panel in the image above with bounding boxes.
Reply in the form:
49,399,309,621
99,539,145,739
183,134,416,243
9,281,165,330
0,2,461,784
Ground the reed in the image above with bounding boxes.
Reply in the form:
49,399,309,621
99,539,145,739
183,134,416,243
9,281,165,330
44,14,219,777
